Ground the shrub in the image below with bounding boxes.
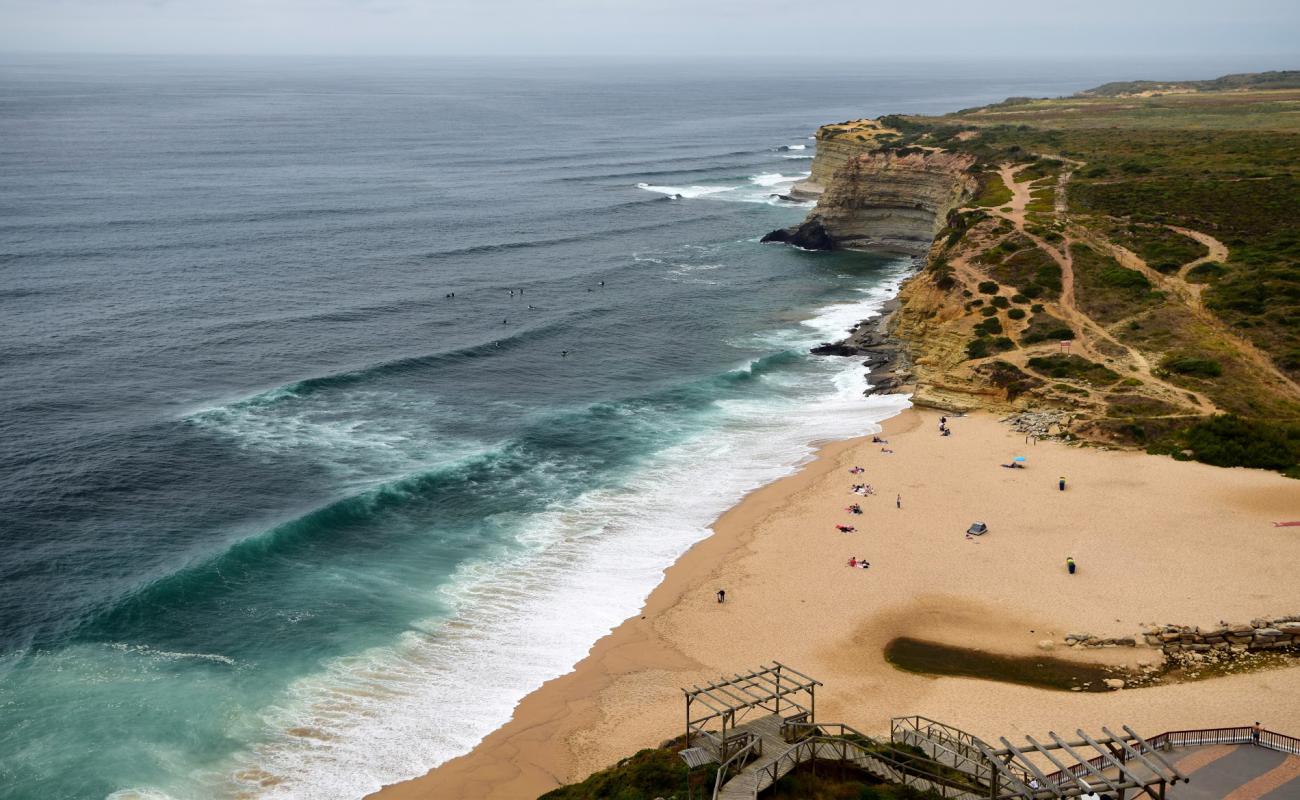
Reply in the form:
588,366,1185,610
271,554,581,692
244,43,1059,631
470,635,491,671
975,317,1004,335
978,281,1000,294
992,295,1011,309
1007,308,1027,320
1027,354,1120,384
1031,304,1045,313
980,306,998,317
966,338,991,359
1011,294,1029,304
1183,415,1300,471
1162,356,1223,378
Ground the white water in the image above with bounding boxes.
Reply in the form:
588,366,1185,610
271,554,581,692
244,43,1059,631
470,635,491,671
193,263,915,800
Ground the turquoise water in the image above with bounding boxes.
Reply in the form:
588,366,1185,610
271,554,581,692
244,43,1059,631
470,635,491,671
0,56,1159,798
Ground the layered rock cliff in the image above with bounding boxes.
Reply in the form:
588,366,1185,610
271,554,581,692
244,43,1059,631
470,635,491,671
809,150,976,253
767,146,976,255
788,119,897,199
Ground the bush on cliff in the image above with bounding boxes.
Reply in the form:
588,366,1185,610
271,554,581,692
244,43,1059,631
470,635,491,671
538,748,686,800
1181,414,1300,472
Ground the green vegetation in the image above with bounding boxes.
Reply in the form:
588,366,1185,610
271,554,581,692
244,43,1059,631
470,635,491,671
1161,355,1224,378
1020,313,1074,344
1026,354,1120,385
977,280,999,294
539,748,687,800
982,239,1061,300
1070,243,1159,324
893,75,1300,469
1106,223,1207,274
1081,71,1300,96
769,762,944,800
1178,414,1300,472
970,171,1012,207
1186,261,1227,283
974,360,1044,400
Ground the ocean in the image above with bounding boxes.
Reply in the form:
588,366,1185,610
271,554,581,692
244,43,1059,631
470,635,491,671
0,56,1183,799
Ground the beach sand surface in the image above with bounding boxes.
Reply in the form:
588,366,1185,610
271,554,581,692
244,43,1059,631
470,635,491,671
372,408,1300,800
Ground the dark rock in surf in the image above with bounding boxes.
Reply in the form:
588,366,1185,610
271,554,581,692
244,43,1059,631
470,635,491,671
760,217,834,251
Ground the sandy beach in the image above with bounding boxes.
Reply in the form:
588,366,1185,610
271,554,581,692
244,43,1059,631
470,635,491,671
372,408,1300,800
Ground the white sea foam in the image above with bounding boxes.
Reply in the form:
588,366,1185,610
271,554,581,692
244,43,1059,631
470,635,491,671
748,172,802,187
635,182,736,198
784,144,807,150
191,261,914,800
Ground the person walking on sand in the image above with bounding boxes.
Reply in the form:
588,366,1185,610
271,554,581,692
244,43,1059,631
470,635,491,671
716,589,725,604
896,494,901,509
1059,475,1066,492
1067,557,1076,575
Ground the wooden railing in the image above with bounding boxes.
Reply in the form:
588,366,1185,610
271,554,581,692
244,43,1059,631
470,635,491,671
1043,726,1300,783
751,722,989,800
711,732,761,799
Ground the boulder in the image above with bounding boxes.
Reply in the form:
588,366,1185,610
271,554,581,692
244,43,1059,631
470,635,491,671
760,217,835,251
1104,678,1125,690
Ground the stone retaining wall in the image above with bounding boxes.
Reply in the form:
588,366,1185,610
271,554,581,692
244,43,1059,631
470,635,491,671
1063,615,1300,655
1144,616,1300,655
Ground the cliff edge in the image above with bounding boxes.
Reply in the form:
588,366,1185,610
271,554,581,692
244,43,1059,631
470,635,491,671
790,75,1300,474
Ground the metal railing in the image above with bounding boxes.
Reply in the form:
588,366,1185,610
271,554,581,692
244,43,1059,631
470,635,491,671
1043,726,1300,783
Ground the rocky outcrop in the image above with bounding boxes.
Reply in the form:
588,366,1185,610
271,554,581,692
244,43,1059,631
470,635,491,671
769,148,976,255
759,217,834,250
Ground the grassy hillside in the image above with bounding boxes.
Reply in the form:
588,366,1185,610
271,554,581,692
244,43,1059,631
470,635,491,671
875,73,1300,474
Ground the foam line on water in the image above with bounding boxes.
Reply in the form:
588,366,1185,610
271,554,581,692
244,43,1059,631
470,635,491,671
159,261,916,800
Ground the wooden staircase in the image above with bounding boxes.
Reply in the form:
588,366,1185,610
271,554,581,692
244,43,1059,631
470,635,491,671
713,715,983,800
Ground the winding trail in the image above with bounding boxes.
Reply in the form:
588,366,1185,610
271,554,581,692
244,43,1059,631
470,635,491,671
982,162,1215,412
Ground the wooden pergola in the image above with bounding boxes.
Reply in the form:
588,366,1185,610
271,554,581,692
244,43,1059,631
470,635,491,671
986,725,1187,799
682,662,821,759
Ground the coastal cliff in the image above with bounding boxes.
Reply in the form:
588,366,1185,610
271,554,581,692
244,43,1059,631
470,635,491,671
793,77,1300,474
765,146,975,254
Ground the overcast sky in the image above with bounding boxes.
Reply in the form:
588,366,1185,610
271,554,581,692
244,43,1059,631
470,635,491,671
1,0,1297,60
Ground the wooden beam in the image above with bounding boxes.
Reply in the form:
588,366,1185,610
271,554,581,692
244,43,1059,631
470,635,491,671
1076,729,1157,794
998,736,1067,799
1121,725,1186,783
1024,734,1094,796
772,660,823,686
968,736,1043,799
1047,731,1123,793
1100,726,1182,786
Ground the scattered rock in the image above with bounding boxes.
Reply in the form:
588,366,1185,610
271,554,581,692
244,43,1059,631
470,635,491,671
1104,678,1126,690
1037,639,1055,651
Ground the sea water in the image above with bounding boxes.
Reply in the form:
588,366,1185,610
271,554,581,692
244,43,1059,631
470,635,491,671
0,56,1165,799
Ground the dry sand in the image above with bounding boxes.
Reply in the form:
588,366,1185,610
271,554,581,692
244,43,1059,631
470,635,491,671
372,408,1300,800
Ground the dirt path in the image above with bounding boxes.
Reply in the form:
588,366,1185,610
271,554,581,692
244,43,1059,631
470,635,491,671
980,164,1215,412
1089,228,1300,399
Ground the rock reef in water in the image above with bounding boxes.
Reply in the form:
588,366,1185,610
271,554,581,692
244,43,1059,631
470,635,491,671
759,217,834,250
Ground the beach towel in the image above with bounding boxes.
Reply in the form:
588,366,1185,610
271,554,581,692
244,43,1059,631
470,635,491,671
1274,521,1300,527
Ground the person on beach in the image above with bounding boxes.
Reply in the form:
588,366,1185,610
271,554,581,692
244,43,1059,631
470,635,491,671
1253,722,1262,742
1059,475,1066,491
1067,557,1076,575
896,494,901,509
848,556,857,567
716,589,725,603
